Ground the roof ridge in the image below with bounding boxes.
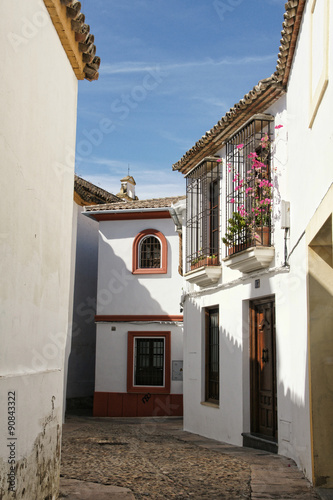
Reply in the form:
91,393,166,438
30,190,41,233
84,195,186,212
74,175,122,204
44,0,100,81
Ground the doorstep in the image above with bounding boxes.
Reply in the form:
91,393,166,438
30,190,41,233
242,432,278,454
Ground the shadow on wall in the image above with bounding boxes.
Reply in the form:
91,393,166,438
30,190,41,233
95,233,174,316
66,212,99,409
308,266,333,487
184,282,313,480
67,233,176,412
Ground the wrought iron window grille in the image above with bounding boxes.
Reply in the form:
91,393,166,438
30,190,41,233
139,235,161,268
185,158,222,273
206,307,219,403
224,115,274,257
134,338,164,386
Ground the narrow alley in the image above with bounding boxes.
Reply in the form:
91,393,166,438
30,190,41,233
60,416,320,499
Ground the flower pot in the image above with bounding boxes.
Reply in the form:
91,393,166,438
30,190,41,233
206,256,219,266
191,256,219,270
228,242,249,256
254,226,270,246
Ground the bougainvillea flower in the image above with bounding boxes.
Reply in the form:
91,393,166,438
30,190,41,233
236,144,244,150
274,124,283,129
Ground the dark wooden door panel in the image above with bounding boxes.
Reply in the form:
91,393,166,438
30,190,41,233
250,298,277,440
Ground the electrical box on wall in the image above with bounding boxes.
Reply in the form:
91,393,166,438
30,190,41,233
172,360,183,381
281,200,290,229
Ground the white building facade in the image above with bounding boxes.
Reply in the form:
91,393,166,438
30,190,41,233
0,2,99,498
66,176,121,410
84,197,185,418
173,0,332,488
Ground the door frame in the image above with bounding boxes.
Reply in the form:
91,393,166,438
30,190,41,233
249,295,277,441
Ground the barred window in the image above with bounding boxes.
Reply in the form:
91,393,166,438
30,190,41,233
132,229,167,274
135,338,164,386
186,158,222,273
205,307,219,403
127,332,171,394
139,236,161,268
224,115,274,255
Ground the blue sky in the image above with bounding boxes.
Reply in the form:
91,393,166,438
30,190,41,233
76,0,286,200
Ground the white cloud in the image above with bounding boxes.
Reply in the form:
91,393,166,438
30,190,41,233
77,156,185,200
158,131,196,151
102,54,276,76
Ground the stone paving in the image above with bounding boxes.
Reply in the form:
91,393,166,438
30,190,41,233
60,415,321,499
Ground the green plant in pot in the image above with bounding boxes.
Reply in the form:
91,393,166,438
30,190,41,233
222,212,248,247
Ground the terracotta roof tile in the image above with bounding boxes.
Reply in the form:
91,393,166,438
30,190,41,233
274,0,306,86
43,0,100,81
84,195,186,212
74,175,122,205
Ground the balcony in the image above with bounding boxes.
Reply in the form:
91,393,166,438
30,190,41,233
223,226,274,273
223,245,275,273
185,257,222,287
223,115,276,274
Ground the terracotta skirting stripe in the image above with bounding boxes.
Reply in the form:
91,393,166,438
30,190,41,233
93,392,183,418
90,210,171,221
95,315,183,322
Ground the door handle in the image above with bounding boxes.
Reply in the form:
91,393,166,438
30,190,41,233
262,348,269,363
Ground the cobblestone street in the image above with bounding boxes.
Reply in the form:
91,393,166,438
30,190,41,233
60,416,321,499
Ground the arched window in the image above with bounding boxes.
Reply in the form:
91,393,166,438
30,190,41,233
139,235,161,269
132,229,167,274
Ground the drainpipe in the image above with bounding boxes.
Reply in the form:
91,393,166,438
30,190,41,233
281,200,290,266
169,199,186,276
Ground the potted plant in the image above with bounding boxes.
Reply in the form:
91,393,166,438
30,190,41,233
191,253,219,270
222,212,249,255
223,127,282,254
207,254,219,266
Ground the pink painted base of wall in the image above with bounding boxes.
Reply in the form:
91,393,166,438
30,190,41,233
93,392,183,417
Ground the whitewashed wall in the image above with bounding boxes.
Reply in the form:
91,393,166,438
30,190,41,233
286,0,333,238
282,0,333,481
180,12,333,479
182,260,311,475
96,322,183,395
0,1,78,498
97,218,183,316
94,216,184,404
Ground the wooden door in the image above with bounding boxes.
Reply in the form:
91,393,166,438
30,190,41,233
250,297,277,440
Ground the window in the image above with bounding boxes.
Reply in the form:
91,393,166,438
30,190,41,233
140,236,160,268
224,115,274,256
135,338,164,386
132,229,167,274
205,307,219,404
186,158,222,273
127,332,171,393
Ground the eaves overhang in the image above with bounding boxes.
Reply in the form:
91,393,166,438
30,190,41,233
172,79,284,176
43,0,100,81
83,207,172,222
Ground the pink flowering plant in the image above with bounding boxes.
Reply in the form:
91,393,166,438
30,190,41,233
223,125,282,248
